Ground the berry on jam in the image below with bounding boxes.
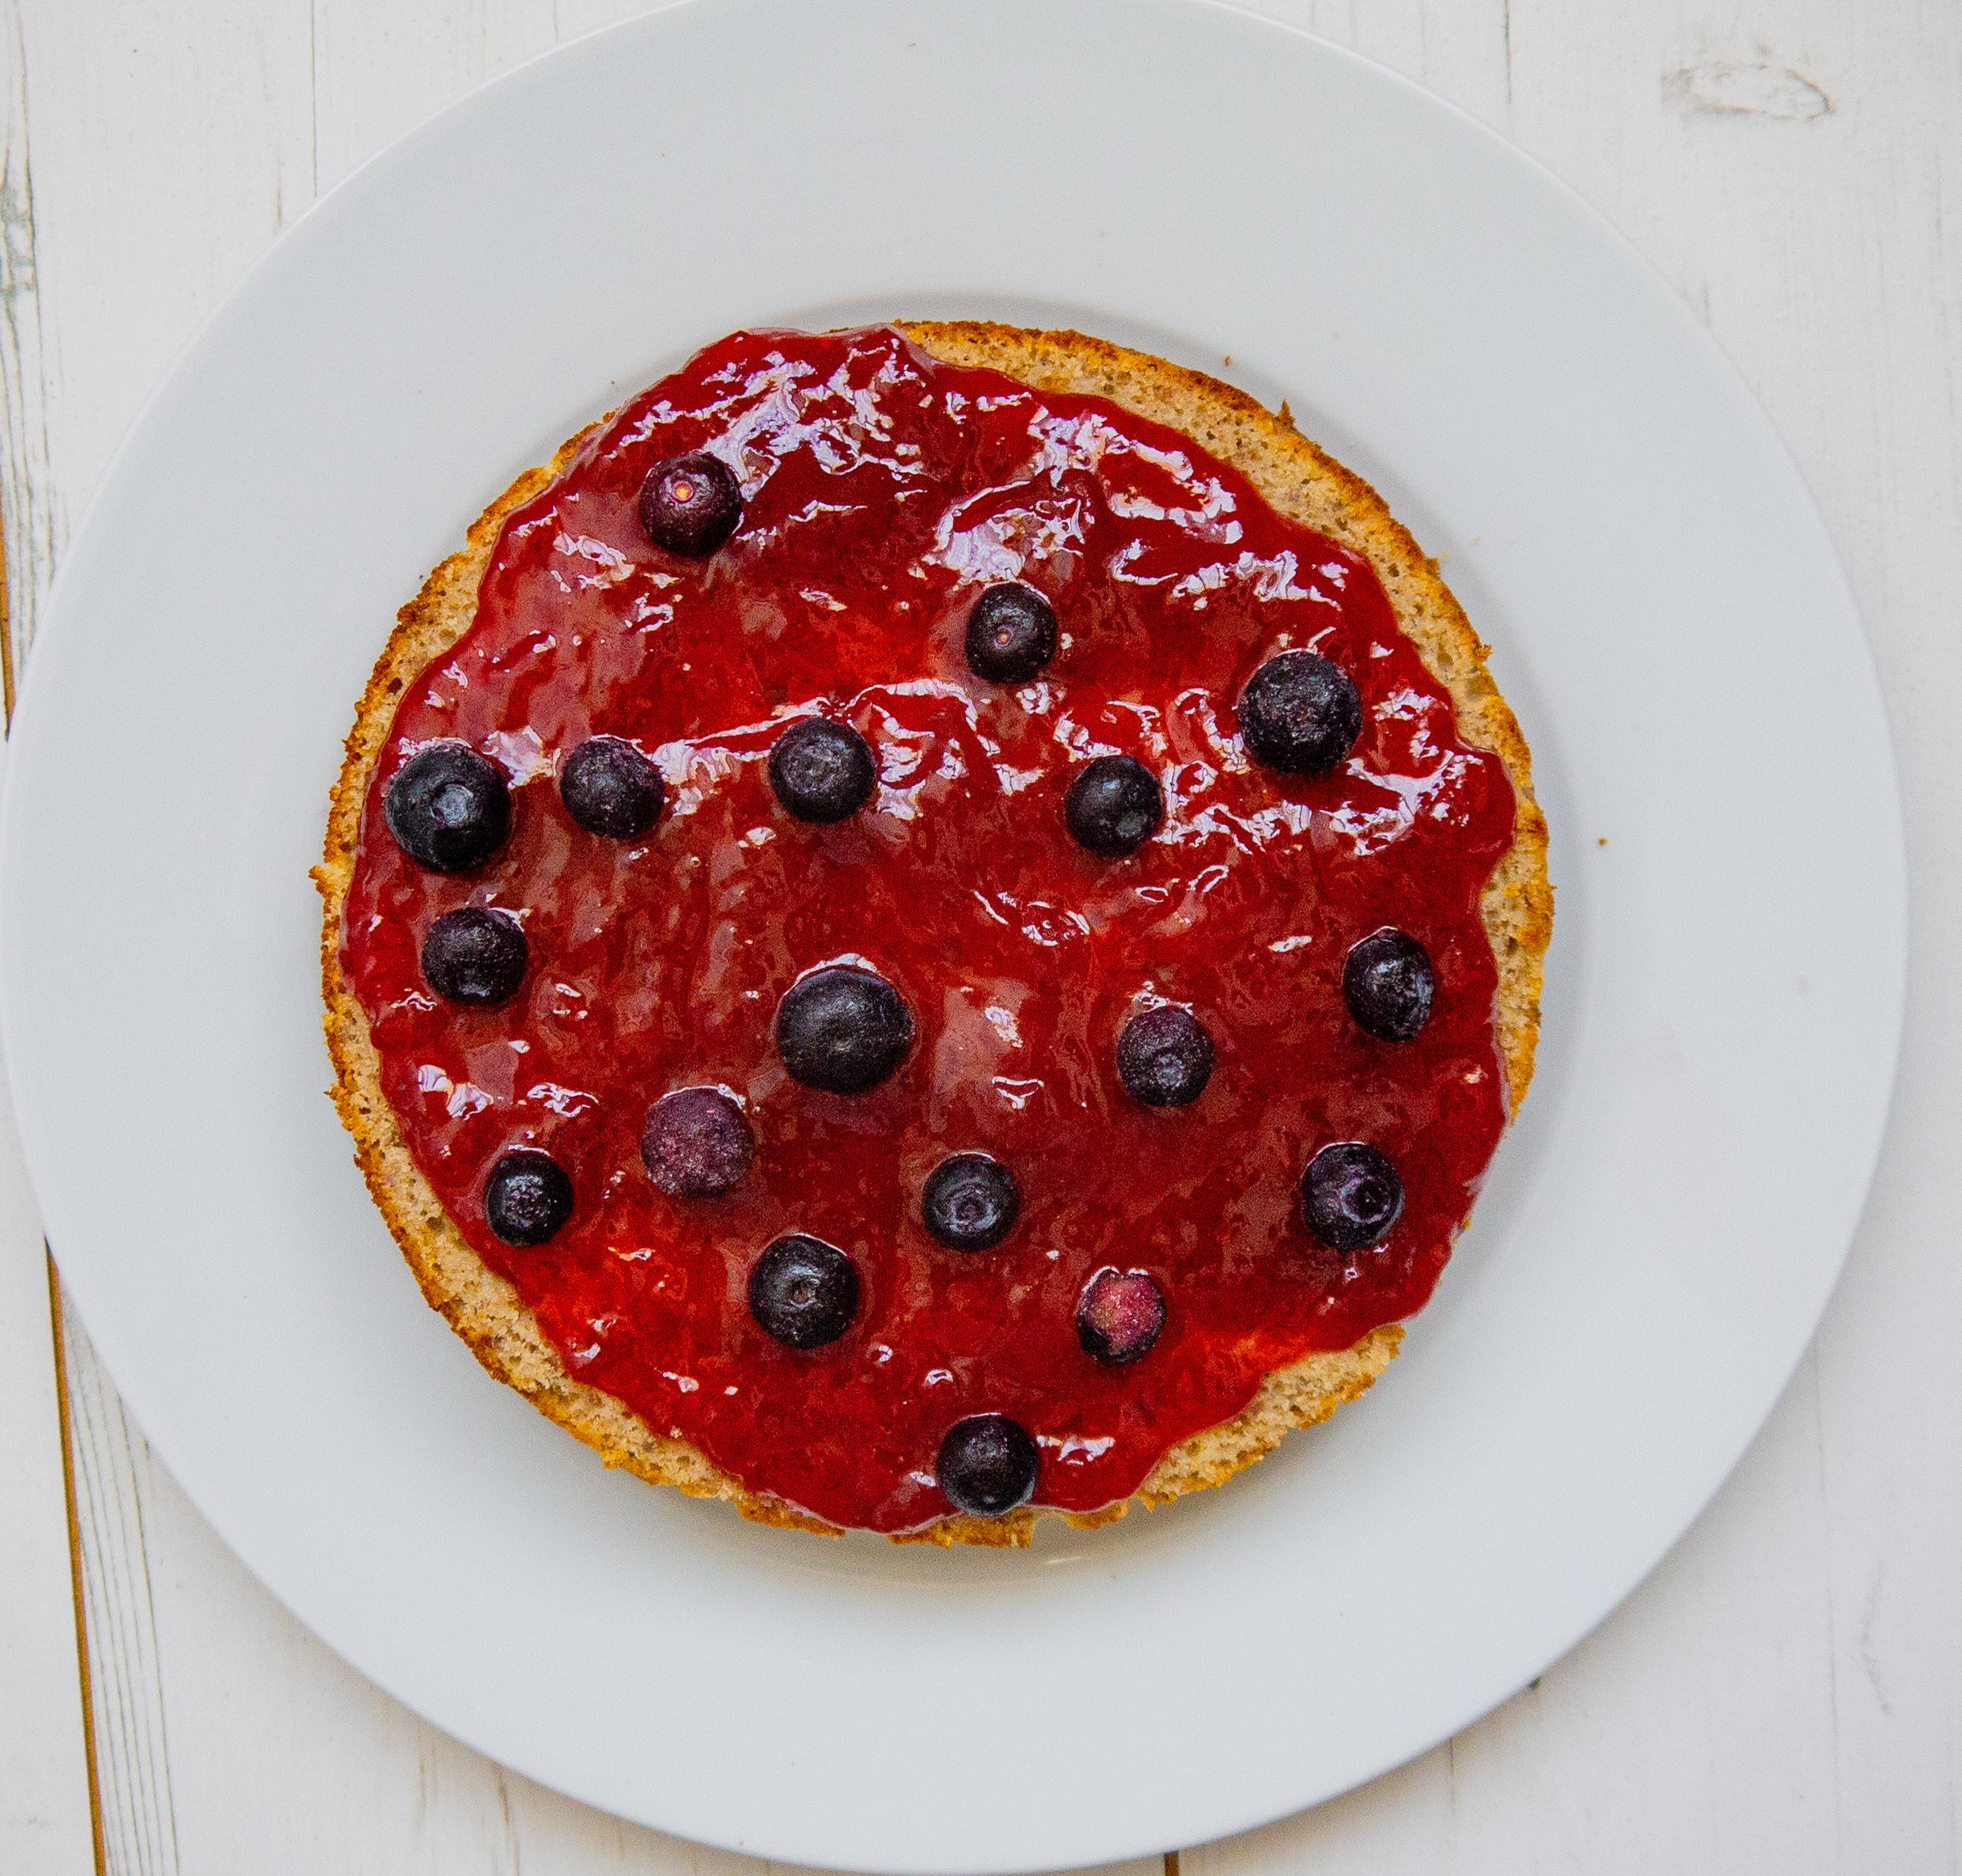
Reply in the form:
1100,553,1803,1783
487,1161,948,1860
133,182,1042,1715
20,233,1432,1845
964,582,1057,684
922,1153,1021,1252
1077,1268,1167,1366
641,1087,754,1199
384,741,511,873
775,965,914,1094
421,907,528,1006
1237,650,1363,777
638,450,743,557
1064,755,1164,855
485,1149,574,1246
1301,1142,1405,1252
748,1234,861,1349
936,1413,1039,1517
1343,927,1436,1041
559,736,664,839
1115,1005,1214,1108
767,717,877,824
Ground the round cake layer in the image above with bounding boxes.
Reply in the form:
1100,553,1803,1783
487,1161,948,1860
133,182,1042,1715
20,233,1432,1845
318,322,1551,1544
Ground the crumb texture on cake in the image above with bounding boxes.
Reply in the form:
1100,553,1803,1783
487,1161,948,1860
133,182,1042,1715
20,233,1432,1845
316,322,1551,1547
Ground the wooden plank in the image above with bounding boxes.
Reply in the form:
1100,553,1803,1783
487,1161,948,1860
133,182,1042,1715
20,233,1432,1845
57,1306,180,1876
0,10,105,1873
0,0,58,663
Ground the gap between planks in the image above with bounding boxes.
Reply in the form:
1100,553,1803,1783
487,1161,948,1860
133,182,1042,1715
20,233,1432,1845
45,1252,108,1876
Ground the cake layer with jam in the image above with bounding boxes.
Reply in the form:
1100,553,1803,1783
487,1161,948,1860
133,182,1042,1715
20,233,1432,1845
334,325,1522,1535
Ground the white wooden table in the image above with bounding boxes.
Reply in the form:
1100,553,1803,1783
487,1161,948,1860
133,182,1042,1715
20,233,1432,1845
2,2,1956,1870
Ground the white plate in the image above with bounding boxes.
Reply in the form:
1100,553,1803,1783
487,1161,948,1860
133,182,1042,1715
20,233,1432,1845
0,1,1905,1868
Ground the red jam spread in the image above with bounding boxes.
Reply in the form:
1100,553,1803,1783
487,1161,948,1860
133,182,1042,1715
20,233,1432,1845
340,327,1517,1533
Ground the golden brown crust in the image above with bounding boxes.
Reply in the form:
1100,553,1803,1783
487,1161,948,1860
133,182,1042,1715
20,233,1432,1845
315,323,1551,1546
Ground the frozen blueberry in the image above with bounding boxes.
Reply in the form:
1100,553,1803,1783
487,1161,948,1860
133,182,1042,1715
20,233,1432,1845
922,1154,1021,1252
1077,1268,1168,1366
1237,650,1363,777
1115,1005,1214,1108
638,450,743,557
641,1087,754,1198
936,1413,1039,1517
384,741,511,873
775,965,914,1094
748,1234,860,1349
1301,1142,1405,1252
421,907,528,1007
484,1150,573,1247
1343,928,1436,1041
768,718,877,824
1064,755,1163,856
964,582,1057,684
560,736,664,839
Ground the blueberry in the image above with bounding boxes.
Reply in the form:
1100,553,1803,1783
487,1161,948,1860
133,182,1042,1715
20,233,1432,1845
1077,1268,1167,1366
1343,928,1436,1041
775,966,914,1094
1115,1005,1214,1108
1237,650,1362,777
922,1154,1021,1252
1064,755,1163,855
485,1149,574,1246
768,718,877,824
641,1087,754,1198
936,1413,1039,1517
384,741,511,873
964,582,1057,684
1301,1142,1405,1252
560,736,664,839
638,450,743,557
421,907,528,1006
748,1234,860,1349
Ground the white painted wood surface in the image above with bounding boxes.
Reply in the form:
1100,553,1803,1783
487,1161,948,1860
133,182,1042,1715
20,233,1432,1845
2,1,1957,1870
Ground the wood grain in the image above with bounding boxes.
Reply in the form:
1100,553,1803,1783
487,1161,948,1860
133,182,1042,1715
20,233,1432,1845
0,15,97,1874
56,1301,180,1876
0,0,1957,1870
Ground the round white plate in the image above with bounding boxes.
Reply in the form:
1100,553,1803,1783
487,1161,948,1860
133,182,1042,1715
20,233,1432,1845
0,1,1904,1869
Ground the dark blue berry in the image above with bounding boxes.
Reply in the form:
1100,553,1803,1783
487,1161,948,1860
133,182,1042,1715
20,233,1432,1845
1301,1142,1404,1252
642,1087,753,1198
638,451,743,557
421,907,527,1006
964,582,1057,684
922,1154,1020,1251
748,1235,860,1349
936,1413,1038,1517
1115,1005,1214,1107
1077,1268,1167,1366
1237,650,1362,777
1343,928,1436,1041
775,966,914,1094
1064,755,1163,855
768,718,877,824
560,736,663,839
384,742,511,873
485,1149,573,1246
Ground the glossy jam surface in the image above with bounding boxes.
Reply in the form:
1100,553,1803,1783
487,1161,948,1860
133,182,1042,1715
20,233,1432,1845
340,328,1517,1533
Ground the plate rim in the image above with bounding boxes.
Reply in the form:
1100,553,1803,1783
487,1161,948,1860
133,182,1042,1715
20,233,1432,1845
0,1,1908,1867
